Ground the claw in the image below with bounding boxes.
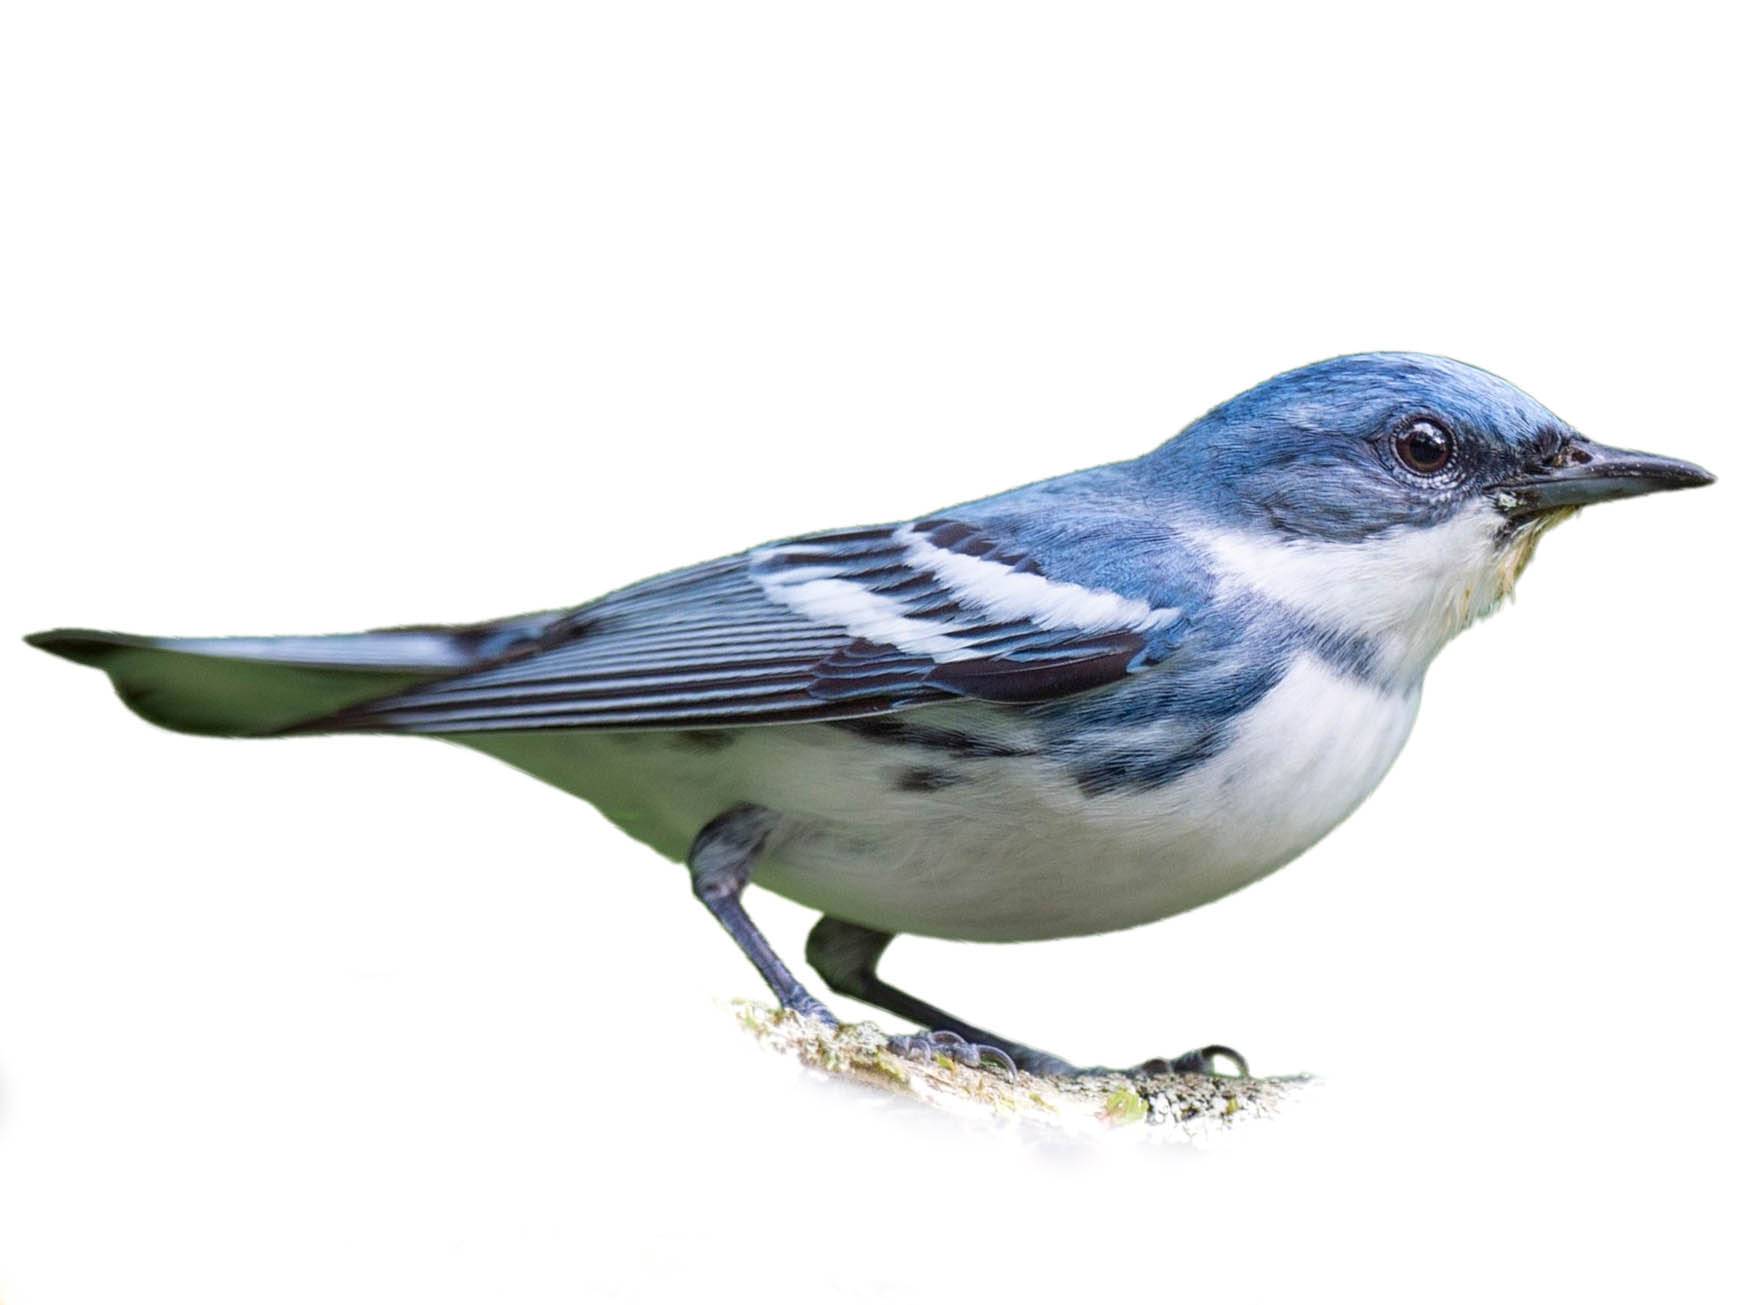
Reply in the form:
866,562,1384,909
1136,1044,1250,1077
1199,1044,1250,1078
887,1030,1019,1081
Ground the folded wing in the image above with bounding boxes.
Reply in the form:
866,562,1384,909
313,519,1183,734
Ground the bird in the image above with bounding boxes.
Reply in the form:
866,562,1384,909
27,352,1715,1078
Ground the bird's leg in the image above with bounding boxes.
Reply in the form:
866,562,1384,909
806,917,1055,1076
806,916,1248,1078
688,805,836,1025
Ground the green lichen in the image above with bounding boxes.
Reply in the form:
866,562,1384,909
872,1051,911,1085
1101,1087,1148,1125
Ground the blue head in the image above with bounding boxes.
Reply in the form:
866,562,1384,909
1152,352,1709,539
1143,353,1714,682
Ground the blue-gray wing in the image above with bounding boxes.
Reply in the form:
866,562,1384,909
315,519,1183,734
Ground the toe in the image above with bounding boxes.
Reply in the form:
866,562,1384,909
888,1033,932,1062
1200,1044,1250,1077
885,1030,1019,1080
1142,1045,1249,1076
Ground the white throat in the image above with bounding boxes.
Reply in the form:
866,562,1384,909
1191,503,1564,685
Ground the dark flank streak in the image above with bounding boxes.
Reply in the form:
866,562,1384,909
1071,731,1223,797
831,717,1034,759
676,729,737,752
895,766,962,793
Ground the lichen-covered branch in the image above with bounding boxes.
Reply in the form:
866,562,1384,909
735,1002,1311,1140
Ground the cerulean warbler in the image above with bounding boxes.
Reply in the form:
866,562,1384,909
29,353,1714,1076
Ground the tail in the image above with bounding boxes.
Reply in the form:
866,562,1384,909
24,618,558,737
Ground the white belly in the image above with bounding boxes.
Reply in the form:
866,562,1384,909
458,654,1420,942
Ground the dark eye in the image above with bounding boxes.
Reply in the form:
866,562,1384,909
1395,419,1454,475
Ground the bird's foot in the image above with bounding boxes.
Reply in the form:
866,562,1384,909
1123,1044,1250,1078
887,1028,1018,1079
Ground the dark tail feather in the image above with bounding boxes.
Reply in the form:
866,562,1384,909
24,619,559,737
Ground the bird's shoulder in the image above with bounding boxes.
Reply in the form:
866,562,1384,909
906,460,1211,612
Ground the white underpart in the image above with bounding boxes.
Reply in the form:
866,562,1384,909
750,526,1177,661
467,652,1419,941
745,653,1420,939
1190,502,1521,684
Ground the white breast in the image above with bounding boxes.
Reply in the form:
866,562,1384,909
1105,653,1421,924
461,655,1419,943
767,653,1420,940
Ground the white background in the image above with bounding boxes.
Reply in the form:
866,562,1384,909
3,3,1734,1302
